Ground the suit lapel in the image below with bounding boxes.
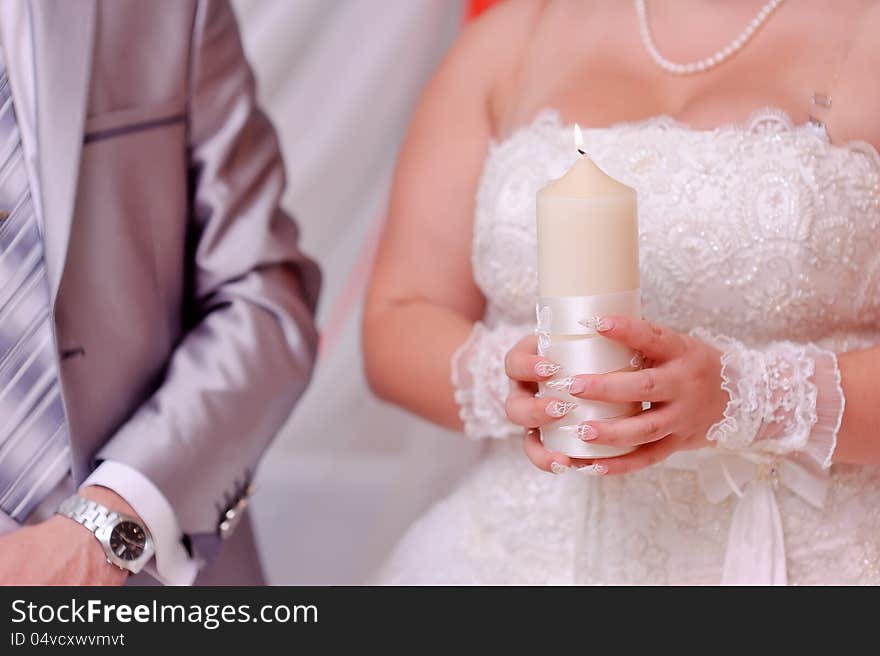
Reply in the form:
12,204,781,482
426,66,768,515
28,0,95,304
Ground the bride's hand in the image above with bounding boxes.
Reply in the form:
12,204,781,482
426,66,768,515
504,316,728,475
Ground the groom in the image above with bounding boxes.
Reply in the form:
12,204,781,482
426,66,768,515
0,0,320,585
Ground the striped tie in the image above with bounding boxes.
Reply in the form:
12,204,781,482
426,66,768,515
0,56,70,521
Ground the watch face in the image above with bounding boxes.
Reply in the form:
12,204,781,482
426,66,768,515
109,521,147,561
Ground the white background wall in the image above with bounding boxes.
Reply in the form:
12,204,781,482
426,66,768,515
231,0,482,584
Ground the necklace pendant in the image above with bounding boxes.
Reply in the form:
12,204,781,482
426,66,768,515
811,93,832,109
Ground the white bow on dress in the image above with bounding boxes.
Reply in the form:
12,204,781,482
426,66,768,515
666,449,829,585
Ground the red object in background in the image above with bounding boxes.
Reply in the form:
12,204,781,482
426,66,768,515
467,0,502,21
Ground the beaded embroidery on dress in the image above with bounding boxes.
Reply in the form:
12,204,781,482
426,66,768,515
378,108,880,585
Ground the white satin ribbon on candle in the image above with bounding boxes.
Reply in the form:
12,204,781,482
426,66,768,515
558,400,640,422
541,337,635,375
537,290,642,457
537,289,641,336
664,449,829,585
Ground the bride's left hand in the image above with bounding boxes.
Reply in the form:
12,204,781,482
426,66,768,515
523,315,728,475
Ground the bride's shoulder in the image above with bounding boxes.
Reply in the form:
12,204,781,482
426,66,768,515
454,0,548,64
421,0,548,130
465,0,549,31
829,4,880,150
848,3,880,60
455,0,555,130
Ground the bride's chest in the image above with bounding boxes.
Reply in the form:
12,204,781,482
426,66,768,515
472,111,880,343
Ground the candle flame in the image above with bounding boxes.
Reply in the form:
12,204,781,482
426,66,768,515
574,123,586,156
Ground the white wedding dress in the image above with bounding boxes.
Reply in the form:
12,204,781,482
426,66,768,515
378,109,880,585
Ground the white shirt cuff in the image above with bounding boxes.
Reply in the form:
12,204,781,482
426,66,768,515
82,461,200,586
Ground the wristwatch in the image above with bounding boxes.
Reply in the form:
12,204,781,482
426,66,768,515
56,494,155,574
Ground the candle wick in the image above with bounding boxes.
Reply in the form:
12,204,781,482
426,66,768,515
577,148,586,156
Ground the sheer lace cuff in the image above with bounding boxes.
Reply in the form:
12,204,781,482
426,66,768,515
691,329,845,469
451,322,527,439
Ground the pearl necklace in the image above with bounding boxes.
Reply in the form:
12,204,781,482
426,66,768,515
634,0,785,75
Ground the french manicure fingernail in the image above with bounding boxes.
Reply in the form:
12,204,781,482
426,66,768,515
578,316,601,335
575,463,608,476
545,376,585,394
534,361,561,377
597,317,614,332
550,462,570,475
576,423,598,441
546,400,577,418
545,376,572,391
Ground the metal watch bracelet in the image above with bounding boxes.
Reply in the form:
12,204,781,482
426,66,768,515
57,495,123,533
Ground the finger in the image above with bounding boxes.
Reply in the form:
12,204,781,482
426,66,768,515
578,406,676,447
568,366,677,403
505,388,577,428
595,437,681,476
505,335,560,382
597,316,686,362
523,428,572,472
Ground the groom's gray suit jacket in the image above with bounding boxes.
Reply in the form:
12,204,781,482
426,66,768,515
0,0,321,577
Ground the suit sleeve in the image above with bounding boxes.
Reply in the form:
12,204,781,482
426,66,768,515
96,0,321,563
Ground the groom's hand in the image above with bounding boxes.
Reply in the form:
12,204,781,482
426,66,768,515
0,486,137,586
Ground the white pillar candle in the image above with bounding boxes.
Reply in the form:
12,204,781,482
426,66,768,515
536,125,641,458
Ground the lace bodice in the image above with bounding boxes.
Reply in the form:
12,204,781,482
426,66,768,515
380,108,880,585
473,109,880,350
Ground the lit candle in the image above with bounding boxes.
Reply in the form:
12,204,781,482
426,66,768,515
536,125,641,458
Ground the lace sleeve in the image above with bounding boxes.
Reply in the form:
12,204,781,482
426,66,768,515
451,322,529,439
692,329,845,468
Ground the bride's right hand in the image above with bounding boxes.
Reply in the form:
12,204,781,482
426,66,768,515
504,335,580,472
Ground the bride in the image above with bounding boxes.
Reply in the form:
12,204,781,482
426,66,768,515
362,0,880,584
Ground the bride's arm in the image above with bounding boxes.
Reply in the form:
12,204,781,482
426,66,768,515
363,2,538,432
835,349,880,465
